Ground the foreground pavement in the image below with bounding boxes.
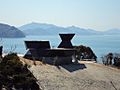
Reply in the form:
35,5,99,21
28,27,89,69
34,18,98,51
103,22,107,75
28,61,120,90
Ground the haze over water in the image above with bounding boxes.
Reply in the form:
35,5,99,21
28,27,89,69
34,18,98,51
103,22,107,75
0,0,120,31
1,35,120,63
0,0,120,63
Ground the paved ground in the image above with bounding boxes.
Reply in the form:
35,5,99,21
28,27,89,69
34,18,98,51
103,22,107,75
23,59,120,90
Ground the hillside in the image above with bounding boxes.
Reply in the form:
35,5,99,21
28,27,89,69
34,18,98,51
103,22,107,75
104,28,120,35
19,22,120,36
20,57,120,90
19,22,100,35
18,22,120,36
0,23,25,38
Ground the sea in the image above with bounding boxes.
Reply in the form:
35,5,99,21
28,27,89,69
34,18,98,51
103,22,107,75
1,35,120,63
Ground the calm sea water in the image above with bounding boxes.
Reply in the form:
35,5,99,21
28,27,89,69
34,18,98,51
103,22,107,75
1,35,120,63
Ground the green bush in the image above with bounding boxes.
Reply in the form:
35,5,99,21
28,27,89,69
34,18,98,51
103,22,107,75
101,53,120,66
0,53,40,89
74,45,97,61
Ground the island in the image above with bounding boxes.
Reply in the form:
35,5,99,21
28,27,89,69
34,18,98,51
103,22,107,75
0,23,25,38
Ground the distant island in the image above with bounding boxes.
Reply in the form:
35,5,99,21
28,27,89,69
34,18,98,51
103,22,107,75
19,22,120,36
19,22,100,35
0,22,120,37
0,23,25,38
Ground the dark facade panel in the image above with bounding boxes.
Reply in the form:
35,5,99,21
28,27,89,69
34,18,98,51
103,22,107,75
58,33,75,48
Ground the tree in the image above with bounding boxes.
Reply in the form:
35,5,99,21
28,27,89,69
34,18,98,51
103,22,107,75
0,53,40,89
101,53,120,67
74,45,97,61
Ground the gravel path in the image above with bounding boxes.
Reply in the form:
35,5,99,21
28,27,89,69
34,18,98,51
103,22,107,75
29,61,120,90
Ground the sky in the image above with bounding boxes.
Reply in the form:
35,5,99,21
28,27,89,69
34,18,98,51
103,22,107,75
0,0,120,31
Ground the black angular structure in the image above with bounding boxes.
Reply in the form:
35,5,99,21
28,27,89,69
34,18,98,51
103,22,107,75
25,41,50,49
24,33,77,65
24,41,51,59
58,33,75,48
0,46,3,58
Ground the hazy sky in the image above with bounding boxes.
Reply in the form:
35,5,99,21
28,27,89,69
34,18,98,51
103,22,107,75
0,0,120,31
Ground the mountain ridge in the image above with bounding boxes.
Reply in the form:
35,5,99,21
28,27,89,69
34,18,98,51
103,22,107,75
1,22,119,36
19,22,101,35
103,28,120,35
0,23,25,38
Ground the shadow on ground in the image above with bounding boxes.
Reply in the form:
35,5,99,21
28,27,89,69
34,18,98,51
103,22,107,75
56,63,86,72
23,57,87,72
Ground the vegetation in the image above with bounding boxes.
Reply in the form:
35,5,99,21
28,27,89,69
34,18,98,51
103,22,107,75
74,45,97,61
101,53,120,67
0,53,40,90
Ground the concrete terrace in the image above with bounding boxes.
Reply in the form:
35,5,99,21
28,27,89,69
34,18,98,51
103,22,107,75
20,57,120,90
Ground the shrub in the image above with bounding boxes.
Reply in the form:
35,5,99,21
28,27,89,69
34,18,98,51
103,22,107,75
101,53,120,67
74,45,97,61
0,53,40,89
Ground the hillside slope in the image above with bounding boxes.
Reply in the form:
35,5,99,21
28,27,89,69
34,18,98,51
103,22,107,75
0,23,25,38
19,22,100,35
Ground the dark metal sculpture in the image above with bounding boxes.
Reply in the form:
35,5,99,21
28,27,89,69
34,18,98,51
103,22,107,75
24,41,51,59
25,41,50,49
58,33,75,48
0,46,3,58
24,34,76,65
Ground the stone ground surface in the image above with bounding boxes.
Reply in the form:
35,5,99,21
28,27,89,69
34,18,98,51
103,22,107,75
21,57,120,90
